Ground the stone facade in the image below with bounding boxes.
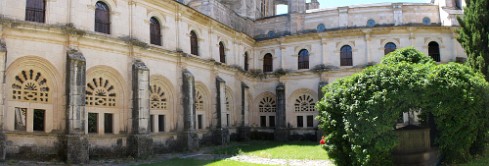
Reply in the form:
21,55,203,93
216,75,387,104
0,0,467,163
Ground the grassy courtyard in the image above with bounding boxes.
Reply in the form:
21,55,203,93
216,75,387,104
212,140,328,160
141,140,328,166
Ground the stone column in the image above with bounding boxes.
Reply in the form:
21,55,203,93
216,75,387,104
237,82,250,141
213,77,229,145
65,49,89,164
180,69,199,150
0,40,7,161
274,83,288,141
128,60,153,158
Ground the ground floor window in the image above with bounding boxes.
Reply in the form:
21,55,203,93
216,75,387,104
269,116,275,127
260,116,266,127
259,115,276,128
33,109,45,131
197,114,203,129
88,113,98,133
297,115,315,128
158,115,165,132
104,113,113,134
14,107,45,132
226,113,230,127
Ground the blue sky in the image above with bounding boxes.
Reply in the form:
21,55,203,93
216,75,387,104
276,0,431,14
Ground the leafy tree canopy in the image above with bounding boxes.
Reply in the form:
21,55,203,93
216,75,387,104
316,47,489,165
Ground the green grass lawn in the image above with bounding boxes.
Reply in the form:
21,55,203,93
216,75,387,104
212,140,328,160
139,158,275,166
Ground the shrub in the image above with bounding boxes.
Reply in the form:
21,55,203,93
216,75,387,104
316,48,489,165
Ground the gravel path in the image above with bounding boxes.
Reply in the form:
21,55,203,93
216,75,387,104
228,155,334,166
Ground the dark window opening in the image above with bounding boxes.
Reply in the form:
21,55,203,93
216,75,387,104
15,108,27,131
88,113,98,133
104,113,113,134
150,17,162,46
263,53,273,72
260,116,267,127
298,49,310,69
219,42,226,63
95,1,110,34
25,0,46,23
269,116,275,128
190,31,199,56
158,115,165,132
244,52,249,71
307,115,314,127
226,114,230,127
297,116,303,128
428,41,440,62
384,42,397,55
197,114,203,129
454,0,462,10
340,45,353,66
33,109,45,131
150,115,154,132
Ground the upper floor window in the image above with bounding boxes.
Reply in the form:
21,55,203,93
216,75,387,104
298,49,309,70
95,1,110,34
454,0,462,10
150,17,162,46
190,31,199,56
384,42,397,55
428,41,440,62
25,0,46,23
263,53,273,73
219,42,226,63
244,52,249,71
340,45,353,66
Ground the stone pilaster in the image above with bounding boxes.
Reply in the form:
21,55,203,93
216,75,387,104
180,69,199,151
275,83,288,141
0,40,7,161
128,60,153,158
65,49,89,164
213,77,229,145
238,82,250,141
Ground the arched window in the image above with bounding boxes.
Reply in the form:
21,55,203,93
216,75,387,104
340,45,353,66
258,95,276,128
190,31,199,56
86,77,117,107
95,1,110,34
294,94,316,112
428,41,440,62
25,0,46,23
244,52,249,71
263,53,273,72
219,42,226,63
298,49,310,70
384,42,397,55
150,17,162,46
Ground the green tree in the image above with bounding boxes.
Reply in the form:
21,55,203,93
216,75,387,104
457,0,489,80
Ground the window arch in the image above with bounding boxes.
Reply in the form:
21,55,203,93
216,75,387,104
428,41,440,62
12,69,50,103
294,94,316,112
298,49,310,69
86,77,117,107
244,52,249,71
25,0,46,23
259,96,276,113
150,84,167,110
95,1,110,34
190,31,199,56
454,0,462,10
219,42,226,63
384,42,397,55
263,53,273,72
340,45,353,66
150,17,162,46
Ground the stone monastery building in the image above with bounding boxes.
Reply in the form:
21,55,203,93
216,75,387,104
0,0,466,163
